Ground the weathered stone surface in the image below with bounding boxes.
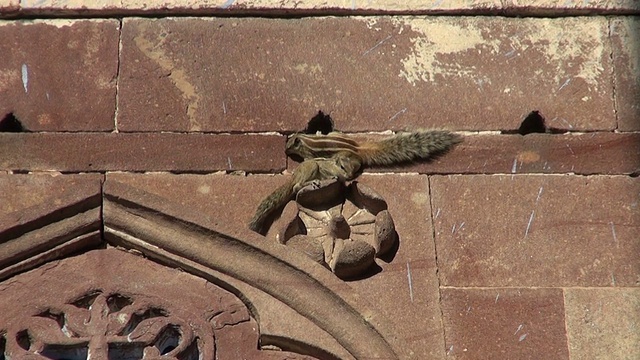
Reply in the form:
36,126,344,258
106,172,285,239
565,288,640,360
611,17,640,131
226,0,503,12
441,288,569,359
504,0,640,14
14,0,639,15
0,173,102,218
20,0,502,13
415,133,640,175
0,20,118,131
119,17,613,132
0,0,19,15
0,133,285,172
347,175,447,359
431,174,640,287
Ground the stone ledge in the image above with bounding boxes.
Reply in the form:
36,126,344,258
2,1,639,18
287,132,640,176
411,132,640,175
3,132,637,175
0,133,286,173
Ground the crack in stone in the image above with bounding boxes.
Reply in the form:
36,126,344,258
426,175,450,357
114,19,123,133
607,18,619,131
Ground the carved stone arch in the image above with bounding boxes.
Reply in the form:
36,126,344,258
0,180,409,359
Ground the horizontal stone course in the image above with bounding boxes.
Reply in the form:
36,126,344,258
3,132,637,174
414,132,640,175
0,133,286,173
5,0,640,16
287,132,640,175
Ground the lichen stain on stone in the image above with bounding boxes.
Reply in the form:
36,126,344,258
410,191,429,206
615,19,640,73
531,18,607,92
32,19,78,29
197,184,211,194
293,63,323,77
394,17,493,85
516,151,541,164
37,113,54,126
83,25,113,90
394,17,608,92
133,24,202,131
0,69,19,91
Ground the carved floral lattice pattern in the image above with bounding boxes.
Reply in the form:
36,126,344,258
13,290,212,360
0,248,329,359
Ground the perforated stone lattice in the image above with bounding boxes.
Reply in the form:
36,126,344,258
15,291,204,360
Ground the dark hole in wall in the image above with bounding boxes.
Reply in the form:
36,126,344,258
40,344,89,360
0,334,5,360
501,111,567,135
0,113,25,132
305,110,334,134
15,330,30,351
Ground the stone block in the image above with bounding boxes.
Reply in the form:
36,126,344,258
0,20,119,131
441,288,569,359
431,174,640,287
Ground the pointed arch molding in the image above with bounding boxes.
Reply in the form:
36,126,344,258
0,180,408,360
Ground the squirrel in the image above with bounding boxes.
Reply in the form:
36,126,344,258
248,130,462,234
248,157,354,234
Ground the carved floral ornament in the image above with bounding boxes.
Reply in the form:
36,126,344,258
278,179,397,279
9,291,215,360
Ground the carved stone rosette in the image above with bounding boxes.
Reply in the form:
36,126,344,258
278,179,398,279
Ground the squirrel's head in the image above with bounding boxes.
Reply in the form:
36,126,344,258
285,134,315,160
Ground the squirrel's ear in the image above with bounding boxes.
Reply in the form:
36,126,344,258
305,110,334,134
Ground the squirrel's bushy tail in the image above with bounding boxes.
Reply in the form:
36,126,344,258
359,130,462,166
